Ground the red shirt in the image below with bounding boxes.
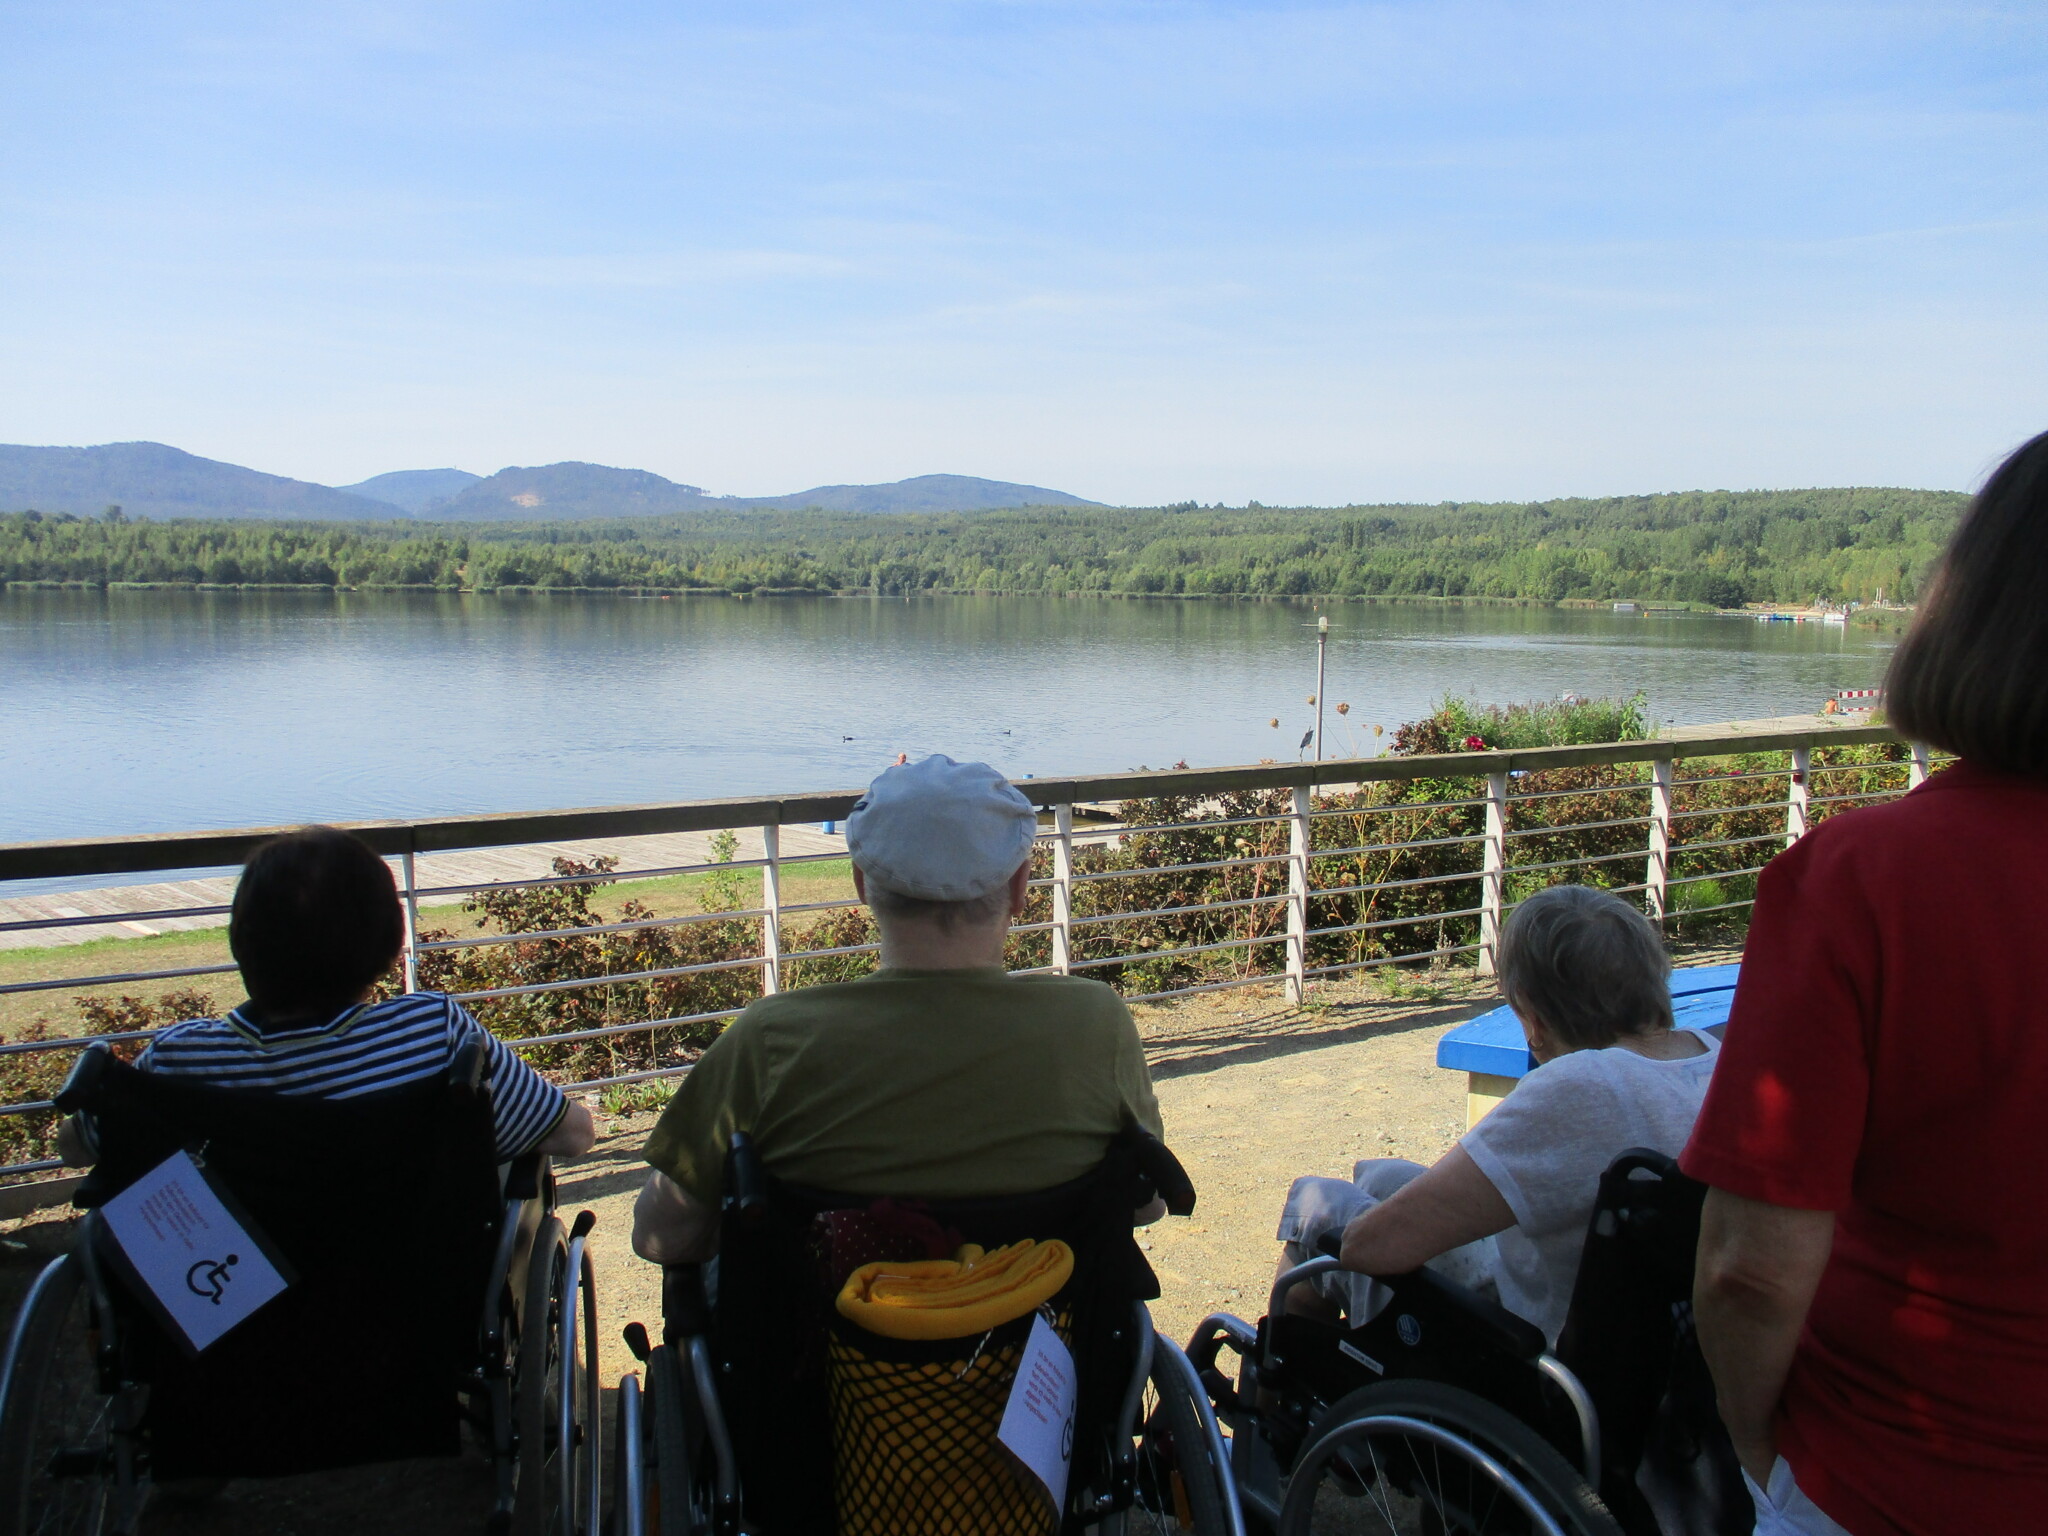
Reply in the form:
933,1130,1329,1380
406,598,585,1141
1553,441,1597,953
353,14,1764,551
1683,761,2048,1536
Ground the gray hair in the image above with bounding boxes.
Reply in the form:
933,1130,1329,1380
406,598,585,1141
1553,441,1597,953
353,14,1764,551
1496,884,1672,1051
862,878,1014,934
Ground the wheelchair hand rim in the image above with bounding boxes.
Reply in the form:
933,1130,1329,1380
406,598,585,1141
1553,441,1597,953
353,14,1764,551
1279,1413,1571,1536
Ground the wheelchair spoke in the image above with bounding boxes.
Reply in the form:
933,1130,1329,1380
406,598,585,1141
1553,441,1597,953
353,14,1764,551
1286,1388,1611,1536
1362,1436,1399,1531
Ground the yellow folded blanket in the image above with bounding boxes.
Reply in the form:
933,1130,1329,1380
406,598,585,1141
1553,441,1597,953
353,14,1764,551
835,1239,1075,1341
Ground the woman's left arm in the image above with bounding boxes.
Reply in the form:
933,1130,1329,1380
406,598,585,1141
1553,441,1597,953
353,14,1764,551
1338,1145,1515,1275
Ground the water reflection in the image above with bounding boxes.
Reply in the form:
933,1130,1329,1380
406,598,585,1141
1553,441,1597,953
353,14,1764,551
0,589,1888,840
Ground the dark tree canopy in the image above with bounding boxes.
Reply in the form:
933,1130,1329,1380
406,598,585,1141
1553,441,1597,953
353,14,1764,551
0,487,1962,606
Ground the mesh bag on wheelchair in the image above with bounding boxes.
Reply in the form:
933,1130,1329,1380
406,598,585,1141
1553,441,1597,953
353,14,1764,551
826,1303,1074,1536
822,1236,1079,1534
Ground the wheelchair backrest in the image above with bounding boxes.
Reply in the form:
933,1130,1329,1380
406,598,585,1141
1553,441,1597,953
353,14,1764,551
55,1040,505,1478
698,1124,1194,1531
1555,1148,1748,1536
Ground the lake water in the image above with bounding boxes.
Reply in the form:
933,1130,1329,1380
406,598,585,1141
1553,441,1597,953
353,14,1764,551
0,589,1892,843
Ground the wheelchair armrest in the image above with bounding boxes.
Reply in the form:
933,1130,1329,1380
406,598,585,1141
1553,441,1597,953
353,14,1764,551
1311,1231,1546,1362
663,1263,713,1340
1380,1266,1546,1362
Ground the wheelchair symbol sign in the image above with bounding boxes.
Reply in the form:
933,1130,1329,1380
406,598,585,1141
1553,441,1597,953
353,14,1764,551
185,1254,240,1304
98,1151,290,1354
999,1314,1078,1511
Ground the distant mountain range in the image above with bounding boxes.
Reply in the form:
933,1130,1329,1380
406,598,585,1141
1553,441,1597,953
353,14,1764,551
0,443,407,521
336,467,482,513
0,442,1102,521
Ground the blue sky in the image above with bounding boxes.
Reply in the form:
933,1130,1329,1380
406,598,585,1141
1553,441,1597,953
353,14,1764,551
3,1,2044,504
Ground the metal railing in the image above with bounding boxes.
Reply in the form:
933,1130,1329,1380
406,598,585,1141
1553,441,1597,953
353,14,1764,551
0,722,1922,1182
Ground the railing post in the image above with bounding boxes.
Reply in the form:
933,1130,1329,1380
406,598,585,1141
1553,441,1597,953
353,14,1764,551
400,850,421,994
1477,770,1508,976
1051,801,1075,976
1786,747,1811,846
1646,753,1674,924
1286,785,1311,1006
760,824,782,995
1908,742,1930,789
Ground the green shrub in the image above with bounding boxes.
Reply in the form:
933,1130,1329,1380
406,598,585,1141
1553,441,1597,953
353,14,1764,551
1392,692,1650,754
0,988,218,1168
780,905,881,987
414,856,760,1083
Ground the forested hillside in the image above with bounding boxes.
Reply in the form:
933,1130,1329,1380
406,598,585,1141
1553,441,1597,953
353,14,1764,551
0,486,1962,605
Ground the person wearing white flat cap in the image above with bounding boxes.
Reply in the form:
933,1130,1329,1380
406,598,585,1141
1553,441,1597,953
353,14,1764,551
632,754,1165,1264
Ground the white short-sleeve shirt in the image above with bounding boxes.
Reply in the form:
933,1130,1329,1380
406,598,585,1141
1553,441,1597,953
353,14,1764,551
1459,1030,1721,1344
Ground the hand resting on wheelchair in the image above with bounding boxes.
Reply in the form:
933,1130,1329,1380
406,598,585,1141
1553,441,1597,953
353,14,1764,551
1277,885,1720,1347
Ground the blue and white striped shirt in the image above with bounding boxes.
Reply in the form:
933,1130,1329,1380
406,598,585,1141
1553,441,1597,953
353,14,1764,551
138,991,568,1162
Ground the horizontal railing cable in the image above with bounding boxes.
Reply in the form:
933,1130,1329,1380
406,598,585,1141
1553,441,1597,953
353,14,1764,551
0,721,1916,1180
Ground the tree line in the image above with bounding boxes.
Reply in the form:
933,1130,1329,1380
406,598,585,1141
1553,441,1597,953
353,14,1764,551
0,485,1964,605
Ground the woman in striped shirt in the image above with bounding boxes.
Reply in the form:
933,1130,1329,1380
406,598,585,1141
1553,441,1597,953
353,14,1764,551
58,827,594,1165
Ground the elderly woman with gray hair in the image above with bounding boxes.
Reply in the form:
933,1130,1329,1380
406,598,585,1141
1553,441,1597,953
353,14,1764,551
1275,883,1719,1346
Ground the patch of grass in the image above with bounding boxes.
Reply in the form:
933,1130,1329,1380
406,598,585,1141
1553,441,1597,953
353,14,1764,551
599,1079,678,1117
1372,968,1449,1005
0,861,863,1043
0,930,237,1041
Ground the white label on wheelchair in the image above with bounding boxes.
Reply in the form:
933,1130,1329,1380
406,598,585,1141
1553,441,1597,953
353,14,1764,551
998,1313,1078,1510
100,1150,291,1354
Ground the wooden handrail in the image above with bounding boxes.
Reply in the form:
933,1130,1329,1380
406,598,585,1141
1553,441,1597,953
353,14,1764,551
0,723,1901,883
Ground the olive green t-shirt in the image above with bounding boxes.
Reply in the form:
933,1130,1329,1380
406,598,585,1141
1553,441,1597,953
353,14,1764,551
642,967,1164,1206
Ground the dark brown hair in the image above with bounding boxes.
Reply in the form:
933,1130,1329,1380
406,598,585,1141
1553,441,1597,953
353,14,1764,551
1886,430,2048,777
229,827,403,1013
1496,883,1673,1052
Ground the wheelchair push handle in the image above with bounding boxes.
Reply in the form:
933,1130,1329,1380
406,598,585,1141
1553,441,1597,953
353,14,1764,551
54,1040,117,1114
726,1131,767,1218
622,1321,652,1362
663,1264,714,1339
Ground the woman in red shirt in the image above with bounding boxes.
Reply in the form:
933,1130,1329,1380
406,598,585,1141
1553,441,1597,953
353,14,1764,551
1684,429,2048,1536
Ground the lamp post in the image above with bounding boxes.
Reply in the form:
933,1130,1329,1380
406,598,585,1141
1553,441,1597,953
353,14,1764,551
1315,615,1328,761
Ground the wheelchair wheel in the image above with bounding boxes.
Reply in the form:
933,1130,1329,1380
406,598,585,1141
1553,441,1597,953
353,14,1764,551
643,1343,697,1536
613,1372,650,1536
1129,1338,1237,1536
0,1254,141,1536
1279,1381,1620,1536
514,1214,573,1536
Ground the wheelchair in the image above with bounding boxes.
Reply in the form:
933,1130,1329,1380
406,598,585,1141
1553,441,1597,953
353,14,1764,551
1182,1149,1749,1536
0,1039,602,1536
613,1127,1245,1535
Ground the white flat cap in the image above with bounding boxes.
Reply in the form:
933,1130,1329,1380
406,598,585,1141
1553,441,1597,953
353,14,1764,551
845,755,1038,901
